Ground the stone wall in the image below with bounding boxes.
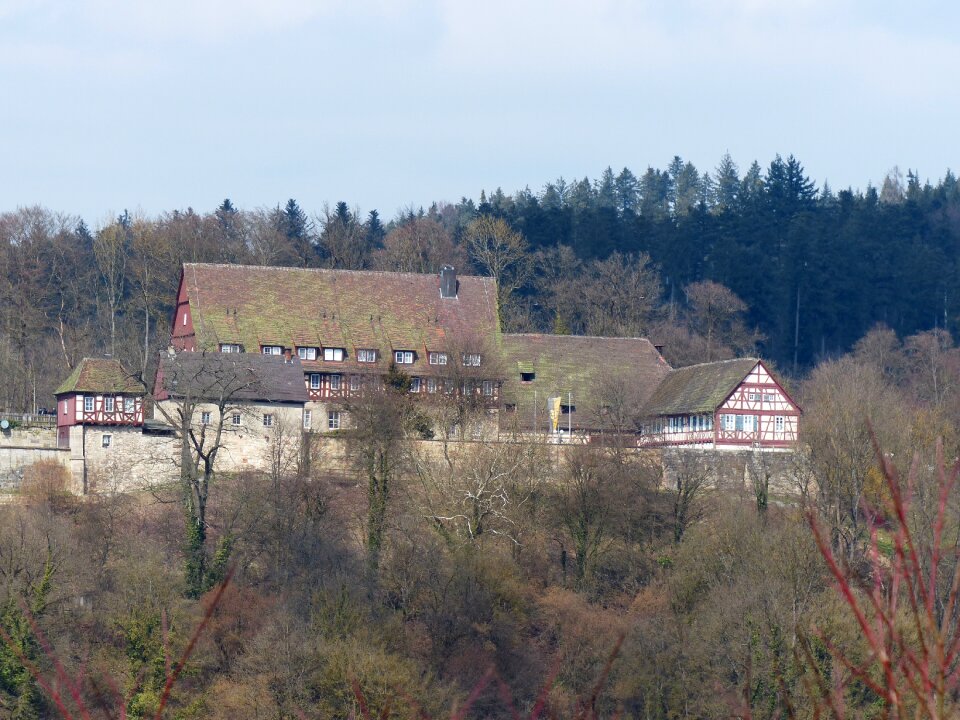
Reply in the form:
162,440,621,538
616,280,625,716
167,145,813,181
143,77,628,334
660,447,804,500
0,426,69,492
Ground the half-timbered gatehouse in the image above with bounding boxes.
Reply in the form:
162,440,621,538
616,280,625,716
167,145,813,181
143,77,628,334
639,358,800,450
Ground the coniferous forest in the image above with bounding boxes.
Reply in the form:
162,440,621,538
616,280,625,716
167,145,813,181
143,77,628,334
4,155,960,718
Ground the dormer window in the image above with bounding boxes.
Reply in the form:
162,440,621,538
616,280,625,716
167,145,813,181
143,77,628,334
220,343,242,353
323,347,345,362
262,345,283,356
298,346,318,361
520,371,535,382
104,397,115,413
357,349,377,363
462,353,481,367
395,351,414,364
429,352,447,365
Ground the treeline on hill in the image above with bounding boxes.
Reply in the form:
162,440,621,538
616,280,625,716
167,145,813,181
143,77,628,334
3,153,960,411
4,324,960,717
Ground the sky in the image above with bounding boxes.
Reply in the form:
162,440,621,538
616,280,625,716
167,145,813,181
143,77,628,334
1,0,959,224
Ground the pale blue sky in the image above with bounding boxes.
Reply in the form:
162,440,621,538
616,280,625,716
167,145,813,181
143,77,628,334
1,0,958,224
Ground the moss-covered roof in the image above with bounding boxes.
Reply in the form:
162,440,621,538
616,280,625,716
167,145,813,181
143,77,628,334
181,263,501,375
640,358,760,416
501,334,672,431
55,358,143,395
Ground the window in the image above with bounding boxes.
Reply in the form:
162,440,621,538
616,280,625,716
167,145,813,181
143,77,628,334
327,410,341,430
426,377,437,393
462,353,481,367
505,403,516,412
482,381,494,396
520,371,535,382
220,343,242,353
357,349,377,363
409,377,421,393
395,351,414,364
298,347,318,360
62,401,67,416
350,375,360,392
182,312,187,326
723,414,735,431
775,415,785,433
263,414,274,427
743,415,753,432
262,345,282,355
231,413,241,427
303,410,312,430
429,352,447,365
329,374,342,391
124,397,135,414
104,397,115,413
324,347,344,362
310,374,321,390
201,411,211,425
765,393,776,403
102,434,112,448
83,396,94,412
735,414,744,432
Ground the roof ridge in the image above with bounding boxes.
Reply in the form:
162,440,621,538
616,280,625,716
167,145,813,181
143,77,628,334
503,332,655,343
669,357,759,372
183,262,492,282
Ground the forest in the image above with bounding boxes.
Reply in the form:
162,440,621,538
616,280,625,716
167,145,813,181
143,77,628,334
3,155,960,718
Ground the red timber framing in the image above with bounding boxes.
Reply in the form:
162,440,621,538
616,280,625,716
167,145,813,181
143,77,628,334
713,362,799,448
303,372,500,405
641,361,800,450
69,394,144,427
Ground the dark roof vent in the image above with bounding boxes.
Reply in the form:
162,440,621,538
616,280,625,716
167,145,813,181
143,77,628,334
440,265,458,299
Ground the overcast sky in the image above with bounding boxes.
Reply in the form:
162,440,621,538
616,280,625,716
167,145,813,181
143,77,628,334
1,0,958,224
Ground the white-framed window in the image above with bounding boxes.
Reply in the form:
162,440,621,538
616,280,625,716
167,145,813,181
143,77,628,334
310,374,321,390
410,377,421,393
462,353,481,367
426,378,437,393
775,415,785,433
303,410,312,430
104,396,115,413
765,393,776,403
201,411,211,425
220,343,242,353
743,415,754,432
102,434,112,448
182,312,187,326
429,352,447,365
263,414,274,427
83,396,94,412
350,375,360,392
723,414,735,432
327,410,341,430
357,349,377,363
262,345,282,355
482,381,494,396
395,351,414,364
231,413,241,427
62,401,67,416
298,346,318,360
124,397,135,413
324,347,344,362
329,374,342,391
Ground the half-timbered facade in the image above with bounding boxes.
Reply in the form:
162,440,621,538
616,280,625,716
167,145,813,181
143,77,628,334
170,263,503,433
54,358,145,448
639,358,800,450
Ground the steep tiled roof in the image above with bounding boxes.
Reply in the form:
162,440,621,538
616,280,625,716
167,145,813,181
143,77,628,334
641,358,759,416
501,334,672,431
180,263,501,375
55,358,143,395
156,352,309,404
